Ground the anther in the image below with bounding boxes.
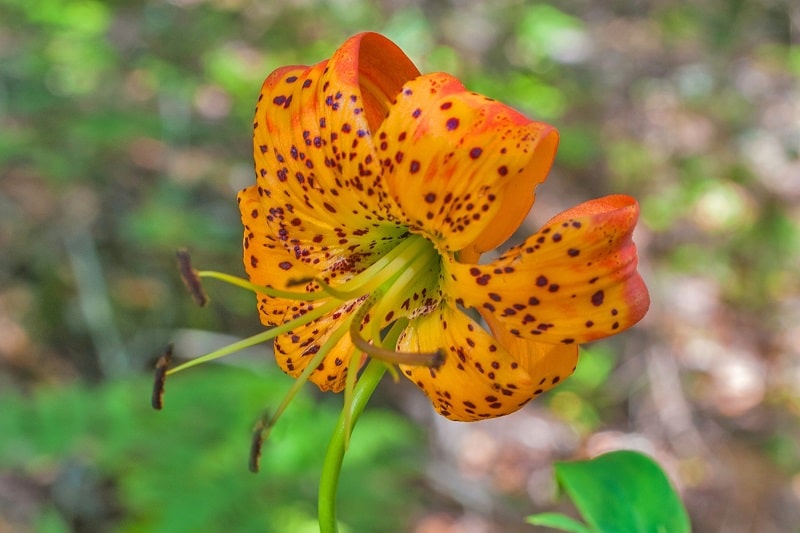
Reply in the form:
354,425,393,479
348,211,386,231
249,410,272,473
176,248,208,306
151,344,173,410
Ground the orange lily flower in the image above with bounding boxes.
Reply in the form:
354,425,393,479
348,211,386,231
238,32,649,421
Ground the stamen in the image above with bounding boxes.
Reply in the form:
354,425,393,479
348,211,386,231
166,299,341,375
151,343,173,410
176,249,208,306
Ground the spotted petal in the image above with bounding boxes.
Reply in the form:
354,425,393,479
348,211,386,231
398,304,541,421
445,195,650,345
240,184,325,324
375,73,558,253
481,311,579,394
252,32,419,274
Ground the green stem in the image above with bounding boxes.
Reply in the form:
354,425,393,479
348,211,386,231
318,359,388,533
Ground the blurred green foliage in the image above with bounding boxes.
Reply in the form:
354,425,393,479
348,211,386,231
0,366,422,532
1,0,798,530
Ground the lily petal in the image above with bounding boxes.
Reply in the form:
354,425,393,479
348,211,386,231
243,183,367,391
445,195,650,344
273,298,364,392
375,72,558,253
481,311,579,394
398,304,539,421
240,184,325,324
252,33,419,274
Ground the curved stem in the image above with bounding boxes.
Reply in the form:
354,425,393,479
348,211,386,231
318,359,388,533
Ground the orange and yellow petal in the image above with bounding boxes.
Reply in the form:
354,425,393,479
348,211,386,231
481,311,579,394
240,185,328,324
252,33,419,274
375,72,558,253
445,195,650,345
273,298,365,392
398,304,541,421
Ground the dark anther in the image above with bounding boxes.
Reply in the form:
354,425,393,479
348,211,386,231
151,344,173,410
431,349,446,370
286,276,314,287
176,248,208,306
249,411,272,473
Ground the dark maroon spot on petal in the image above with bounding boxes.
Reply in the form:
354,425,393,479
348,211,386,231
410,160,421,173
528,296,540,305
272,95,286,105
323,203,337,213
488,292,501,302
552,233,562,242
412,108,422,118
425,193,436,203
278,261,292,270
536,275,548,287
469,147,482,159
498,165,508,176
302,79,312,88
446,117,459,130
440,102,452,110
286,76,298,83
591,290,605,306
567,248,580,257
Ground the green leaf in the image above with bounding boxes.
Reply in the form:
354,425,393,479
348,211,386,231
553,450,691,533
526,512,594,533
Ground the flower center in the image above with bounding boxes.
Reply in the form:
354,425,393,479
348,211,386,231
162,233,445,466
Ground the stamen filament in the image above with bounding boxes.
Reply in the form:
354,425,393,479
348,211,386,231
166,299,341,375
342,346,362,451
198,270,326,301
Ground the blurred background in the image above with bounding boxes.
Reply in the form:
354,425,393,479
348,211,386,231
1,0,798,531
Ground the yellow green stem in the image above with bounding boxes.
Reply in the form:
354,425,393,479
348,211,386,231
318,359,388,533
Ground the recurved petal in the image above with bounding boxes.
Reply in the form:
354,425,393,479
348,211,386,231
445,195,650,345
481,311,579,395
375,73,558,253
253,33,419,273
397,304,538,421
